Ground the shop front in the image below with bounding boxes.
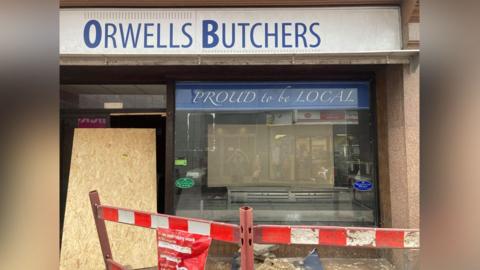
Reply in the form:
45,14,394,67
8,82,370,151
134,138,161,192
173,81,378,227
60,2,419,263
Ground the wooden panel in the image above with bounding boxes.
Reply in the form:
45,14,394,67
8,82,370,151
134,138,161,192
60,0,401,8
60,129,157,270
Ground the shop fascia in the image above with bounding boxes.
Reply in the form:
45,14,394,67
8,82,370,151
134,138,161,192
61,7,401,54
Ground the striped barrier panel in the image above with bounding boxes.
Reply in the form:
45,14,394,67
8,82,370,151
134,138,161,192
97,205,420,249
97,205,240,244
254,225,420,249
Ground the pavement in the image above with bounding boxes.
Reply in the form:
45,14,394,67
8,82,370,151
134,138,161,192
136,257,395,270
207,258,395,270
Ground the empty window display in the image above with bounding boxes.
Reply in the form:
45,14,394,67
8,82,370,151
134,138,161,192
174,81,377,226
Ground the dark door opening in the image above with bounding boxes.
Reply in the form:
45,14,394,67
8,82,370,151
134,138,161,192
110,113,167,213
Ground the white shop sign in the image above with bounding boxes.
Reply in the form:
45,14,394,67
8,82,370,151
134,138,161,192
60,7,401,55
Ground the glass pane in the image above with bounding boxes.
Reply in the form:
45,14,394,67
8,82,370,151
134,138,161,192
174,81,377,226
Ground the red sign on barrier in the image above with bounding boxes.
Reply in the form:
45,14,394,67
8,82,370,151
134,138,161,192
157,228,212,270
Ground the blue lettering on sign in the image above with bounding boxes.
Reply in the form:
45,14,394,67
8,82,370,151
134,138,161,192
353,181,373,191
202,20,219,48
105,23,117,48
83,20,102,48
120,23,142,48
144,23,155,48
265,23,279,48
295,23,307,48
181,23,193,48
176,81,370,111
281,23,292,48
81,19,322,50
309,23,321,48
83,21,194,49
251,23,262,48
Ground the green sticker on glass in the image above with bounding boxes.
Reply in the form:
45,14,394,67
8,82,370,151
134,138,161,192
175,159,187,166
175,177,194,189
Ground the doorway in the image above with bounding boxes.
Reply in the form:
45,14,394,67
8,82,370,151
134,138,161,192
110,113,167,213
60,84,168,242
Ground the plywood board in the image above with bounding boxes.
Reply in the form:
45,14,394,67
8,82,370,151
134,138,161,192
60,129,157,270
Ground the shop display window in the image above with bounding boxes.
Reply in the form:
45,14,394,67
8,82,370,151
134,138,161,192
174,81,377,226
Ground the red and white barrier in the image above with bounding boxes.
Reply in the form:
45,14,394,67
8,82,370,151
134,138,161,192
89,191,420,270
97,205,419,249
254,225,419,249
97,205,240,244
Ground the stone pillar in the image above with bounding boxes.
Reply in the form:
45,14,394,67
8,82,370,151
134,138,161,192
404,58,420,230
384,58,419,269
402,57,420,270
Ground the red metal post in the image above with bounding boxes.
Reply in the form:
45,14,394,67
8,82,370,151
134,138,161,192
89,190,114,270
106,259,128,270
239,206,254,270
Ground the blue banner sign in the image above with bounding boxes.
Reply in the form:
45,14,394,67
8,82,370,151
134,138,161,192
176,81,369,111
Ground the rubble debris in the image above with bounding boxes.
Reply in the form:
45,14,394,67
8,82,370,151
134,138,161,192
208,261,230,270
256,258,298,270
255,252,277,262
253,244,279,256
207,257,395,270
